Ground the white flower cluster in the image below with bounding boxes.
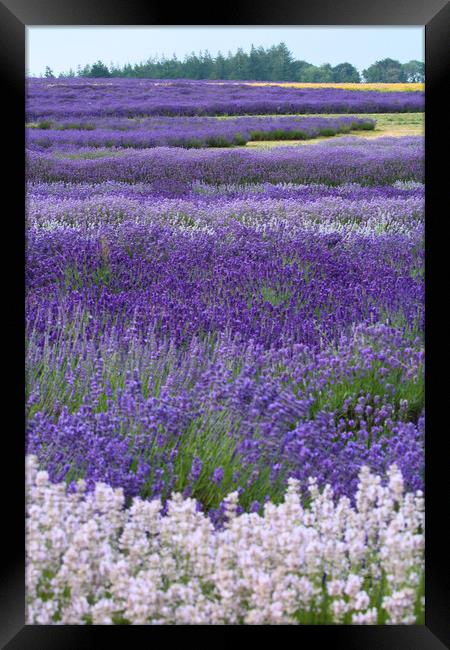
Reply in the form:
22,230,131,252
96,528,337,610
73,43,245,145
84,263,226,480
26,456,424,625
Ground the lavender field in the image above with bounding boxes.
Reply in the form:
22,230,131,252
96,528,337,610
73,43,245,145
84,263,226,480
26,78,424,118
25,80,424,625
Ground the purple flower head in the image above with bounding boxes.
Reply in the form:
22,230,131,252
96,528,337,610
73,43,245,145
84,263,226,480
211,467,224,486
189,456,203,483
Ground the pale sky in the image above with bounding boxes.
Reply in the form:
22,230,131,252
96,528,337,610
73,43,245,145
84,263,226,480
26,26,424,77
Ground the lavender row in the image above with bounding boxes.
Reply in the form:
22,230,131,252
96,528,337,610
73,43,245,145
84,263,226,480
26,219,423,350
27,115,375,149
27,179,424,202
26,457,424,625
26,318,424,513
27,114,374,132
27,192,424,242
26,79,424,118
27,136,424,187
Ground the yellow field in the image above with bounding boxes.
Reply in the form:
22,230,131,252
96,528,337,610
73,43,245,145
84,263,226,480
244,82,424,92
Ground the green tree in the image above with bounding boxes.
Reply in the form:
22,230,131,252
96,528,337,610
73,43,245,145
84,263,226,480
183,52,202,78
299,64,323,82
362,58,406,83
248,45,266,80
58,68,75,78
44,66,54,78
71,46,420,84
229,48,251,80
268,43,295,81
292,60,310,81
402,60,424,82
199,50,215,79
79,64,92,77
332,62,360,83
123,63,134,77
317,63,334,82
213,51,227,79
87,60,111,78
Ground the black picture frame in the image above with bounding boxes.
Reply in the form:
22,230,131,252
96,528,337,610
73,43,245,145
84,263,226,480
1,0,448,645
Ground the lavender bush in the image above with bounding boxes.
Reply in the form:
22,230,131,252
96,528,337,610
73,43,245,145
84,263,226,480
26,457,424,625
27,136,423,188
27,115,375,149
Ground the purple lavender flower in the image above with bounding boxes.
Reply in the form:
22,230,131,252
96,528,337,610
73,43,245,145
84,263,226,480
211,467,224,486
189,457,203,483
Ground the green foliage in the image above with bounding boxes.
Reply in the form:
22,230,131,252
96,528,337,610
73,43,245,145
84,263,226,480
57,122,96,131
63,262,111,292
362,58,408,83
232,133,247,146
261,285,292,307
204,135,234,148
332,62,361,83
36,120,53,130
247,119,373,143
402,60,425,83
80,60,111,78
53,45,422,83
44,48,423,84
111,615,132,624
318,127,336,137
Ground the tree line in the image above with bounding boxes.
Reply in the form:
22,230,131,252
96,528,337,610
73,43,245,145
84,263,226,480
42,43,424,83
